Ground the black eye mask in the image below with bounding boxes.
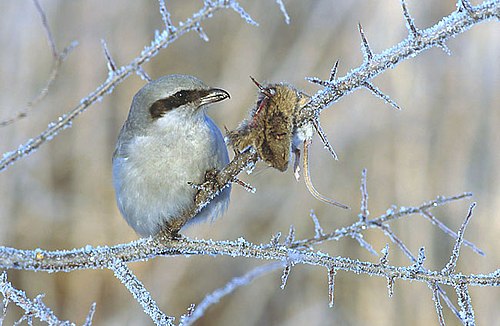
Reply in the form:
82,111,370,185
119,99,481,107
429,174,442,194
149,89,210,119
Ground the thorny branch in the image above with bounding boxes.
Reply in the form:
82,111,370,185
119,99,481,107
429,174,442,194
0,0,260,171
299,0,499,124
0,194,497,288
153,0,499,227
180,262,284,326
0,0,499,325
109,258,174,325
0,272,96,326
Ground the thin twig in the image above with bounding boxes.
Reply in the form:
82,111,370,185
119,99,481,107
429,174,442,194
430,281,446,326
442,203,476,274
180,262,283,326
0,272,73,325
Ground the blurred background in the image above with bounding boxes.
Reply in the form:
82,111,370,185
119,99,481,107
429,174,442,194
0,0,498,325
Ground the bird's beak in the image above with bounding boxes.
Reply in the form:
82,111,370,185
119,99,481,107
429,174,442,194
199,88,230,106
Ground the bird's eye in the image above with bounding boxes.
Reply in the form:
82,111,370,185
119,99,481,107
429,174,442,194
174,90,187,99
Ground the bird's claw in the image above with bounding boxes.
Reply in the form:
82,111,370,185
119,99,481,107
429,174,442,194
188,169,222,197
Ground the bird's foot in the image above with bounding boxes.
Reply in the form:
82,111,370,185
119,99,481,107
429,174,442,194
189,168,226,209
188,169,220,193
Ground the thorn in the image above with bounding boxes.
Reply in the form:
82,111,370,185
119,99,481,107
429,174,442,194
302,139,349,209
379,244,389,266
352,233,378,256
312,119,339,160
401,0,420,37
158,0,177,34
249,76,272,97
437,42,452,56
270,232,282,246
309,210,325,238
359,168,369,221
136,66,152,82
83,302,97,326
194,22,209,42
101,39,117,72
285,225,296,246
358,23,373,62
414,247,426,270
275,0,290,24
458,0,475,15
363,82,401,110
387,276,395,298
305,77,331,87
329,60,340,82
328,268,336,308
280,263,292,289
227,1,259,26
233,178,256,193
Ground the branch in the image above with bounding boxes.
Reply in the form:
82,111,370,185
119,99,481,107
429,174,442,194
1,234,498,288
49,0,495,229
289,192,474,249
0,272,73,325
299,1,499,123
180,262,283,326
0,1,78,128
109,259,174,325
0,0,257,172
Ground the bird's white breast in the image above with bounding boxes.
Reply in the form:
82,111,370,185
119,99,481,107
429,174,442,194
113,111,229,236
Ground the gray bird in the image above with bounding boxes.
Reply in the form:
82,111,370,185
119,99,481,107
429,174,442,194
112,74,231,237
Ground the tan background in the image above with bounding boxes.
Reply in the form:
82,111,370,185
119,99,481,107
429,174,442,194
0,0,498,325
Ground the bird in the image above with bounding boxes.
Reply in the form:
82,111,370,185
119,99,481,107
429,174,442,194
112,74,231,237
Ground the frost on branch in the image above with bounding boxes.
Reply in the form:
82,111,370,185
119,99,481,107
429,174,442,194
109,258,174,326
275,0,290,24
0,189,497,324
0,271,75,325
101,39,117,78
327,268,336,308
421,210,484,256
158,0,177,35
357,23,373,62
280,262,293,289
309,210,325,239
312,118,339,160
359,168,369,222
83,302,97,326
442,203,476,275
456,282,475,325
299,0,499,127
180,262,283,326
227,1,259,26
362,82,401,110
400,0,419,37
429,281,445,326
